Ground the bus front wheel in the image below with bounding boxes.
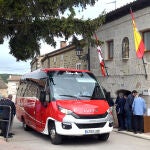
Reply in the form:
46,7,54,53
49,123,62,145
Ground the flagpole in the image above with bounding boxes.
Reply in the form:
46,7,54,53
142,57,147,79
94,33,109,76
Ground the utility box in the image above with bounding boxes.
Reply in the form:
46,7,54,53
144,116,150,133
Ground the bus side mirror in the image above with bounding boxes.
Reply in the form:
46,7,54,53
40,91,46,103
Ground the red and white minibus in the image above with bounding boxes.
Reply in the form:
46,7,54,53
16,68,113,144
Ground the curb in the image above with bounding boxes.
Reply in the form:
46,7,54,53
0,137,6,143
113,128,150,140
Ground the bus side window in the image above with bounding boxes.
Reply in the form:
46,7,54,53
20,81,28,97
45,80,50,102
38,78,50,104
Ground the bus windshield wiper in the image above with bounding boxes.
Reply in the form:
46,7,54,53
59,95,80,100
79,95,91,98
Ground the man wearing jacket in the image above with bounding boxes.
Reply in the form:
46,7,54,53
0,94,16,138
124,90,137,131
132,93,146,134
115,93,126,131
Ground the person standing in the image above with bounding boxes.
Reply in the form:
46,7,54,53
124,90,137,131
0,97,4,132
115,93,126,131
7,94,16,135
132,93,146,134
0,94,16,138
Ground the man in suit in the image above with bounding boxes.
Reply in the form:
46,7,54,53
0,94,16,138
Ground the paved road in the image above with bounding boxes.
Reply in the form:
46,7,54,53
0,118,150,150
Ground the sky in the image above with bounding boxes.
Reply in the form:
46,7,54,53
0,0,135,75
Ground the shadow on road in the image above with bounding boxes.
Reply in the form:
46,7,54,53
11,117,110,145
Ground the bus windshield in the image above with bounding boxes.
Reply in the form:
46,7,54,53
48,71,105,100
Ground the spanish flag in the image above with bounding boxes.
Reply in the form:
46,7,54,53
130,9,146,59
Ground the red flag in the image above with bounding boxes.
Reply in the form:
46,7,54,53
97,46,106,76
130,9,146,59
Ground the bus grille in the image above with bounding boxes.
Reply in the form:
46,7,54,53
75,122,106,129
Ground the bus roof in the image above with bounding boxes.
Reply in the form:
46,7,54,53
41,68,90,73
21,68,91,80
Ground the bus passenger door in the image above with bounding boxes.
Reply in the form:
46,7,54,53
35,100,46,131
35,79,48,132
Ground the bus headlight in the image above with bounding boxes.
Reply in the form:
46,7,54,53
58,106,72,115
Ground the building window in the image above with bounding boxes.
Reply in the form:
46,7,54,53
76,50,81,57
60,55,64,68
60,55,64,61
48,58,50,68
53,57,56,64
122,37,129,59
76,63,81,70
107,40,114,59
143,30,150,51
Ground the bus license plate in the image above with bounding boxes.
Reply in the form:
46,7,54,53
85,129,100,134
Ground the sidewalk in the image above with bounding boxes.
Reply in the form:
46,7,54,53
113,128,150,140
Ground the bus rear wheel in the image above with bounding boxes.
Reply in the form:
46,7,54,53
23,122,31,131
49,123,62,145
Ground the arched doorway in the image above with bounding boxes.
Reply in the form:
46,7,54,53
116,89,131,97
113,89,131,128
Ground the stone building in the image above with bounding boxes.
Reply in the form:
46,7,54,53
90,0,150,110
7,75,21,102
31,41,89,71
0,77,7,98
